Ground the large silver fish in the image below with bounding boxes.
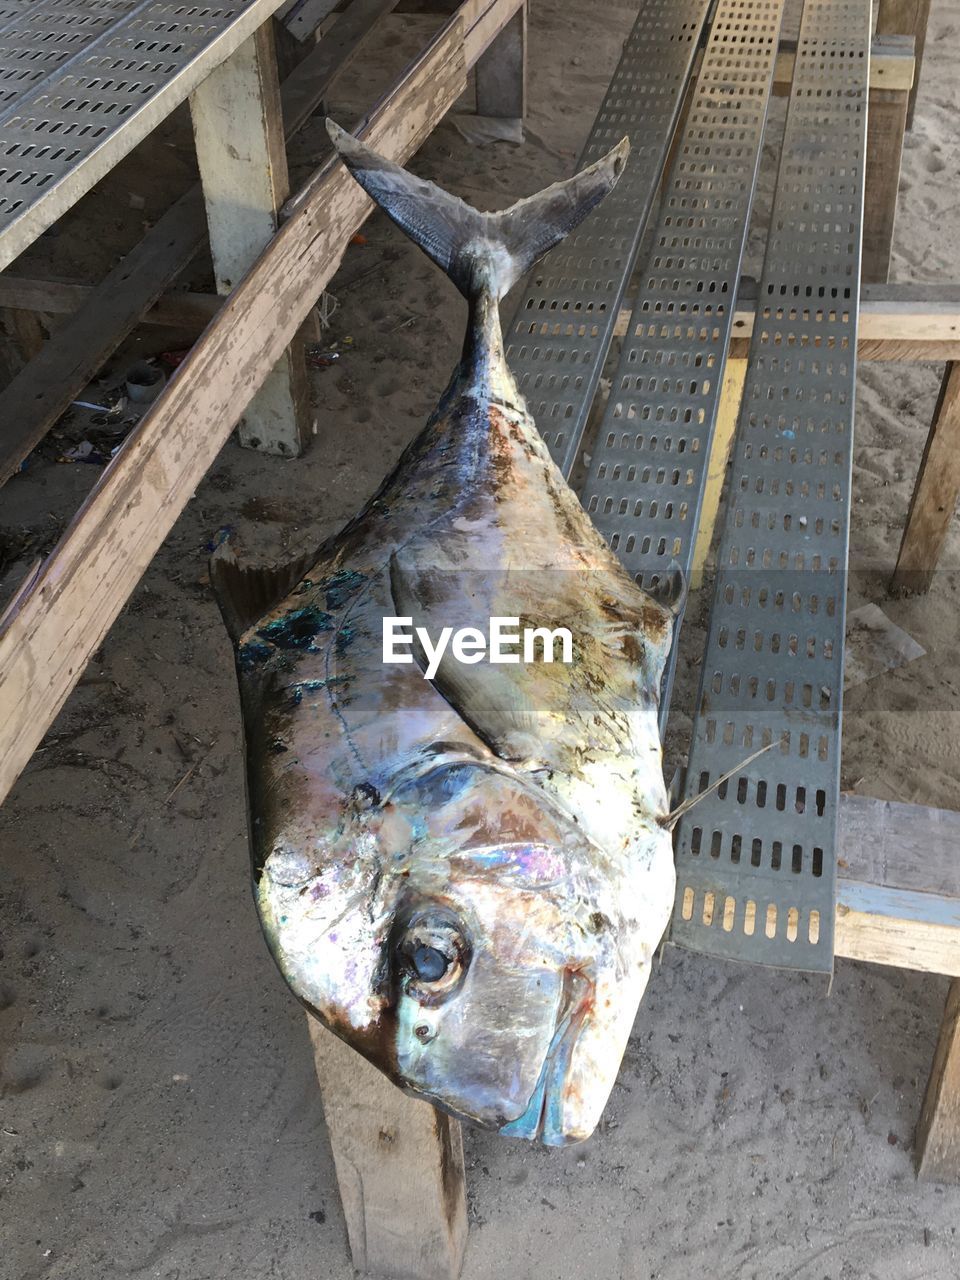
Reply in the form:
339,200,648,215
212,122,679,1145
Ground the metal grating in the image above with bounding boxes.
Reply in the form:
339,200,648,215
577,0,787,650
0,0,285,268
0,2,138,115
505,0,712,479
670,0,869,972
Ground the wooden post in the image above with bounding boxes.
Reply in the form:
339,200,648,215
916,980,960,1182
862,37,912,284
892,360,960,594
877,0,931,129
308,1017,468,1280
474,0,525,118
190,22,312,457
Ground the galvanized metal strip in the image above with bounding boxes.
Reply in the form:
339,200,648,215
671,0,870,973
505,0,712,478
0,0,287,269
576,0,787,726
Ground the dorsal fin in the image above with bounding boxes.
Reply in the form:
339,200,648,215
210,543,320,643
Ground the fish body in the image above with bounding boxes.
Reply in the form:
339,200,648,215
212,124,678,1144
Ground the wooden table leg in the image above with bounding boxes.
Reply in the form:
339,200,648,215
474,0,526,119
877,0,931,129
190,21,312,457
862,38,912,285
891,360,960,594
916,980,960,1182
308,1016,468,1280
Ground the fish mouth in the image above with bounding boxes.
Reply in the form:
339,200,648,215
499,967,592,1145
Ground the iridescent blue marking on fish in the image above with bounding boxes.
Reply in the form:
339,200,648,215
257,606,334,650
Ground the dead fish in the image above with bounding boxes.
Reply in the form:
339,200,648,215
211,121,680,1145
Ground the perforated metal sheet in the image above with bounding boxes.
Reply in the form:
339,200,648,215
505,0,712,478
670,0,869,972
577,0,787,658
0,0,286,268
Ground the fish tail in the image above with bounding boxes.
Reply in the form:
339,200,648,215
326,119,629,301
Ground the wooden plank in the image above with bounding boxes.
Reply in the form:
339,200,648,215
191,22,311,457
862,39,913,284
474,1,525,118
916,980,960,1182
0,0,520,806
0,277,222,329
773,37,914,93
610,285,960,361
834,795,960,976
835,881,960,977
689,357,747,588
0,0,398,487
877,0,931,128
892,361,960,594
309,1018,467,1279
839,794,960,899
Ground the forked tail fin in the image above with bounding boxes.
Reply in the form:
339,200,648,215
327,119,628,301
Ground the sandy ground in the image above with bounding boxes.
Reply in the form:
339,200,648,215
2,1,960,1277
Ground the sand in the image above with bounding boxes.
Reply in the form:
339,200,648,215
2,1,960,1277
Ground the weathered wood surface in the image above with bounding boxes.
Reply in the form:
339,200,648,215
774,38,914,92
892,360,960,595
0,0,522,808
191,22,311,456
862,39,913,284
309,1018,467,1279
690,357,747,588
916,980,960,1182
0,0,397,486
0,277,223,329
877,0,931,127
611,285,960,361
835,795,960,976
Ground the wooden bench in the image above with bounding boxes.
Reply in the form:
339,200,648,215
0,0,958,1276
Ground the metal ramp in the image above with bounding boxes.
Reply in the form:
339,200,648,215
576,0,788,719
505,0,713,478
670,0,870,972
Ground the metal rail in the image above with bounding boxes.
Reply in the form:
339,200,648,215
576,0,787,724
670,0,870,972
0,0,288,269
505,0,712,478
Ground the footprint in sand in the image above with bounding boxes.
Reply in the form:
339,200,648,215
925,152,947,175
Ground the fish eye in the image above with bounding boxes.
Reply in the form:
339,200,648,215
395,908,470,1004
412,945,448,982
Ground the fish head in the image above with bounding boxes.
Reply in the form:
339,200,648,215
257,755,673,1145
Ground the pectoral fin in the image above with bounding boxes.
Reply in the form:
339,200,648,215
389,552,549,765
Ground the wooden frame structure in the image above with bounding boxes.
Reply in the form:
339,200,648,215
1,0,959,1275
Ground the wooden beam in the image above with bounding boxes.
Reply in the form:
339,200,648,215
608,285,960,361
474,0,525,119
877,0,931,128
309,1018,467,1279
892,360,960,595
862,39,912,284
0,277,222,329
689,357,747,588
191,22,311,457
0,0,397,487
0,0,522,801
835,795,960,976
916,980,960,1182
773,37,915,94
